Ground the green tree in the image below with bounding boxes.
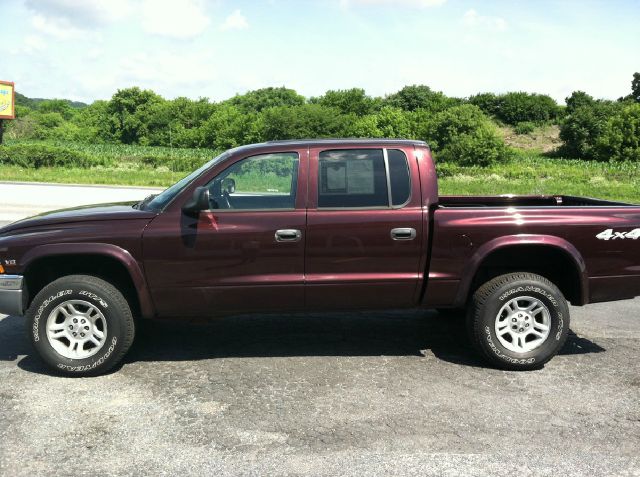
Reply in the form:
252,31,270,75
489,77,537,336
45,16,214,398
386,85,460,113
497,92,560,124
469,93,500,117
425,104,509,166
200,104,258,150
565,91,595,114
228,87,305,113
559,100,622,159
632,72,640,103
38,99,76,121
257,104,349,140
312,88,382,116
596,103,640,161
105,87,164,144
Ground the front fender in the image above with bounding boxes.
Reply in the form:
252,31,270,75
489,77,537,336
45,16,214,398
454,234,588,307
21,242,155,318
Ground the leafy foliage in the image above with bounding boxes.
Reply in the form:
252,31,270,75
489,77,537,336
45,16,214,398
632,72,640,103
425,104,510,166
386,85,461,113
514,121,536,135
559,99,622,160
0,144,102,168
227,87,305,113
4,74,639,172
311,88,382,116
471,92,561,125
596,104,640,161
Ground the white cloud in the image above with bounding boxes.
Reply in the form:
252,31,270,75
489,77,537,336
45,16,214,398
24,0,133,27
462,9,507,32
31,14,89,39
221,10,249,31
340,0,447,8
141,0,211,39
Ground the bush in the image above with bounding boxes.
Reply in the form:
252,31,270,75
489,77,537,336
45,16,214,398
514,121,536,135
497,92,561,124
0,144,106,168
469,93,500,117
559,100,621,160
386,85,461,114
312,88,382,116
424,104,510,166
257,104,350,140
346,107,411,138
595,104,640,161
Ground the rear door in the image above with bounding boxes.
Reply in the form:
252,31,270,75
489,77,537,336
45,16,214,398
305,146,425,309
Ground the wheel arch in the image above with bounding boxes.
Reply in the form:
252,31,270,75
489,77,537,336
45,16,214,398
455,235,588,307
21,243,155,319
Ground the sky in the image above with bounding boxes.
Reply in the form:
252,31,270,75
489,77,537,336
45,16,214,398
1,0,639,104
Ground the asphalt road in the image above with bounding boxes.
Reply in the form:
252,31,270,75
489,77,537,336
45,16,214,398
0,183,639,476
0,181,162,224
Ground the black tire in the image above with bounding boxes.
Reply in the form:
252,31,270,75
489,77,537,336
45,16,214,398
25,275,135,377
467,272,570,371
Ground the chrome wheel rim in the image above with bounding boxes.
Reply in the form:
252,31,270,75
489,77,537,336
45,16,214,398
494,296,551,354
46,300,108,359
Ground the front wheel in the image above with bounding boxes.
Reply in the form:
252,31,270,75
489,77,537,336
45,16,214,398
26,275,135,376
467,272,570,371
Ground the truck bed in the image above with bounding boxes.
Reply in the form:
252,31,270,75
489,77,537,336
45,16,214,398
439,195,635,208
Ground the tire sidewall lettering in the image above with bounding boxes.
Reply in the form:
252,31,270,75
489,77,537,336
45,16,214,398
484,282,567,365
498,286,558,308
32,287,118,369
484,326,536,364
33,289,73,342
56,336,118,372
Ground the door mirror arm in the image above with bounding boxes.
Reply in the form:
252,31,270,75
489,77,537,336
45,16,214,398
182,186,211,216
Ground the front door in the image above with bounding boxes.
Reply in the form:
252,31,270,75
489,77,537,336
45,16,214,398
143,149,308,317
305,146,425,309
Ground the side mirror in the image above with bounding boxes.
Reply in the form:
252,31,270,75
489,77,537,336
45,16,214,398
222,178,236,194
182,186,210,216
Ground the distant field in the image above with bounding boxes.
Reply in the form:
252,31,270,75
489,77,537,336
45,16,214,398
1,139,639,203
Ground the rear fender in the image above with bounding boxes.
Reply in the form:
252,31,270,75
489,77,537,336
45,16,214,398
454,234,588,307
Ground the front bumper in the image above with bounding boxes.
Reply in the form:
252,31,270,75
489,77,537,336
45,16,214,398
0,275,25,316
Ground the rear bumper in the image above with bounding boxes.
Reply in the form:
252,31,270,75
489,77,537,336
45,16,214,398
0,275,24,316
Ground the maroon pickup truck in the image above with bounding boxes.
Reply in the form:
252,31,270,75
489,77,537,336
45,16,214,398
1,139,640,376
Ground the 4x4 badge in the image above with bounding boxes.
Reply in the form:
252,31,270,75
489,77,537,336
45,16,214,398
596,228,640,241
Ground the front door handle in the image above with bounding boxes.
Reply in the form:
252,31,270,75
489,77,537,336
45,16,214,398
275,229,302,242
390,228,416,241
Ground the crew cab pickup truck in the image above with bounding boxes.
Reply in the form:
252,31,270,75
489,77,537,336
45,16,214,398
1,139,640,376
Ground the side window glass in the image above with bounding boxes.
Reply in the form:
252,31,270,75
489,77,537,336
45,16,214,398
318,149,388,208
208,152,299,210
388,149,411,206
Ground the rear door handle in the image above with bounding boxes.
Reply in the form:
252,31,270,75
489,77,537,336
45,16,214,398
390,228,416,241
275,229,302,242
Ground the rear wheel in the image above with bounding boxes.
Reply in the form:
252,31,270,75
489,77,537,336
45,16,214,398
467,272,570,370
26,275,135,376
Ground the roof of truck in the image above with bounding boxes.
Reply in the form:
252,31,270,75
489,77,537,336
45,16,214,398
227,138,429,155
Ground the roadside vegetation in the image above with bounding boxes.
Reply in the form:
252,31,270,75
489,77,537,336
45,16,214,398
1,73,639,201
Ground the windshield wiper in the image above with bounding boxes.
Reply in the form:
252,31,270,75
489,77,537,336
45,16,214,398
135,194,158,210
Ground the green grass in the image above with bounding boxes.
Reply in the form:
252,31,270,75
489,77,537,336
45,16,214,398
1,140,640,204
437,151,640,203
3,139,219,163
0,165,184,187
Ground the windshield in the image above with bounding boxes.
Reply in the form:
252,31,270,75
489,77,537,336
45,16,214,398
143,151,229,211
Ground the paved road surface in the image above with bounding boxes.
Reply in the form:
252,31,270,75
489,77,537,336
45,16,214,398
0,182,639,476
0,181,162,225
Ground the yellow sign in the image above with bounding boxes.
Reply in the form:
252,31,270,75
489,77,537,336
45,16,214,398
0,81,15,120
